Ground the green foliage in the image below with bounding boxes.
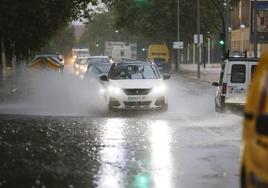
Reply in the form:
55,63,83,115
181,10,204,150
103,0,239,44
78,12,129,55
0,0,98,57
42,26,76,56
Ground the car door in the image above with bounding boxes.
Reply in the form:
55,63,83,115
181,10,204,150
226,61,248,100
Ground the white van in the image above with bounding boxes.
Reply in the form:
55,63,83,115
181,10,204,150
212,57,258,112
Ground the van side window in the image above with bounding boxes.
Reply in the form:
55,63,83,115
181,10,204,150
231,64,246,83
251,65,257,80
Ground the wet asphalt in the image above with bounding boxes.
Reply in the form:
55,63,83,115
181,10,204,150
0,73,242,188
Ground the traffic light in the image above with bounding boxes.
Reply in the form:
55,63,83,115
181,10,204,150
218,33,225,48
96,42,100,48
134,0,148,6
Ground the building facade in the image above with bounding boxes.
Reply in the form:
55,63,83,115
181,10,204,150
231,0,268,57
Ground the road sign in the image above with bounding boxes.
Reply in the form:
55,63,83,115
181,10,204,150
173,42,184,49
194,34,203,44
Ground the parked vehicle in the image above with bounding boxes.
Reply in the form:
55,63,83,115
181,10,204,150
100,61,170,111
212,56,258,112
241,52,268,187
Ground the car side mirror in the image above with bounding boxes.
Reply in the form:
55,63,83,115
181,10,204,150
163,74,171,80
212,82,219,86
100,75,109,81
256,115,268,136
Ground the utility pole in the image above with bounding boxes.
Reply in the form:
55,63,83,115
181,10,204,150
225,0,230,54
197,0,200,79
176,0,180,72
253,0,258,58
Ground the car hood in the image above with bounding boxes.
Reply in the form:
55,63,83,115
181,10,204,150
108,79,163,89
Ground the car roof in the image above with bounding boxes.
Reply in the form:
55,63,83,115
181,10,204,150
87,56,109,59
117,60,151,65
225,57,259,62
88,62,112,66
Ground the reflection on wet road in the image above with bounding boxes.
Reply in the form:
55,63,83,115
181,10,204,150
0,75,242,188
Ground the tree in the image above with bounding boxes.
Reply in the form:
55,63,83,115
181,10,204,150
103,0,239,44
42,26,76,56
78,11,130,55
0,0,99,58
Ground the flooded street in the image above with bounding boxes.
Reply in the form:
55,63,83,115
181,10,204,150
0,74,242,188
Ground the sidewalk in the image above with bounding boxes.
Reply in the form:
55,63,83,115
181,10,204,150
175,63,221,83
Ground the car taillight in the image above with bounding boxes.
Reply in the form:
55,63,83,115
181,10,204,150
222,83,227,94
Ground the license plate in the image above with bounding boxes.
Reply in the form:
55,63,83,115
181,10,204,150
233,89,244,94
128,96,146,101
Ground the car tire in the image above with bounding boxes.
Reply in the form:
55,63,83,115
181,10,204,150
215,101,224,113
108,103,114,112
161,103,168,112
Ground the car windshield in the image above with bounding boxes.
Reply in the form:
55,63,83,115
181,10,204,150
109,64,160,80
75,58,88,65
86,58,109,64
89,64,112,74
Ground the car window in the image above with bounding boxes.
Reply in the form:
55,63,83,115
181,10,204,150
77,59,87,64
231,64,246,83
109,64,160,80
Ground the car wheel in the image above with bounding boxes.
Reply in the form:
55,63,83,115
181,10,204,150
161,103,168,112
108,103,114,112
215,101,224,113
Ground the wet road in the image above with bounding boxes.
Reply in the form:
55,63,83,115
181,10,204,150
0,74,242,188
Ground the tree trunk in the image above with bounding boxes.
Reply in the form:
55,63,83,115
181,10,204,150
1,39,6,81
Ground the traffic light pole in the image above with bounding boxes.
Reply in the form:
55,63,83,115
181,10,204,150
253,0,258,58
197,0,200,79
225,0,230,54
176,0,180,72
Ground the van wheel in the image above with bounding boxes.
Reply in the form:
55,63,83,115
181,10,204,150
215,104,223,113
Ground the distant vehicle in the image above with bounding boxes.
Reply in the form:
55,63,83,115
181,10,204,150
105,41,137,62
72,48,90,62
29,53,64,73
74,56,111,78
84,63,112,83
99,61,171,111
74,57,89,77
147,44,170,72
241,53,268,188
212,56,258,112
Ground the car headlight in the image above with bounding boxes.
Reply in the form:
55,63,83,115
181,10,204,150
83,66,87,72
80,65,85,70
108,86,122,95
75,64,79,69
152,84,166,93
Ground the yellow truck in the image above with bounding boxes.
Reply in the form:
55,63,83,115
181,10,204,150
147,44,169,72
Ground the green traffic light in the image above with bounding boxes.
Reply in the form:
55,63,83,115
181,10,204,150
219,40,224,45
134,0,148,6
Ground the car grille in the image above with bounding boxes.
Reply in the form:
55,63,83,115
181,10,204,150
124,101,152,107
123,89,152,95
